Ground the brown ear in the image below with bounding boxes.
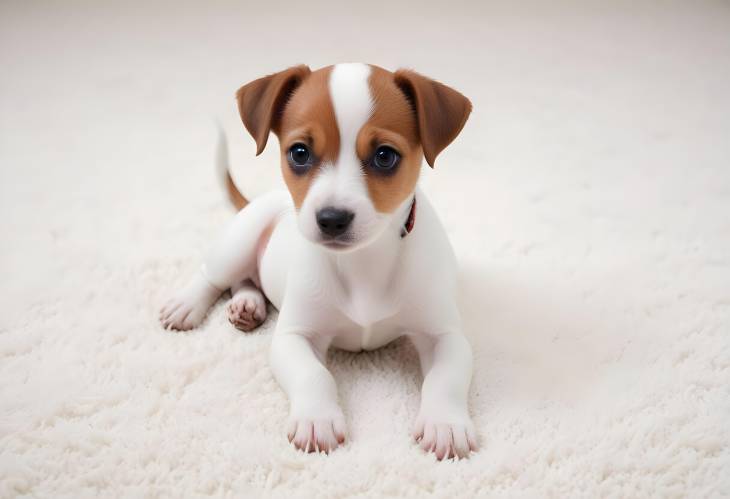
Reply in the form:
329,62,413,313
393,69,472,167
236,65,311,155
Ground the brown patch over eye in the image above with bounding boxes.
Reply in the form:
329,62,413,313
361,65,422,213
277,66,340,209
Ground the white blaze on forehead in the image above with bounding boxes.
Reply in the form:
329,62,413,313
326,63,373,200
329,63,373,150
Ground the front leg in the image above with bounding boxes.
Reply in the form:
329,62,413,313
270,330,346,453
410,332,477,459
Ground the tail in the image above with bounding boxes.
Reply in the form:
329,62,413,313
215,123,248,211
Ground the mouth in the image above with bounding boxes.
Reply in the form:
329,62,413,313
320,237,354,251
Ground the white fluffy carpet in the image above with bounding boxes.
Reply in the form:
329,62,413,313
1,1,729,497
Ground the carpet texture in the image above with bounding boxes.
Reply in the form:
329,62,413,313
1,1,729,497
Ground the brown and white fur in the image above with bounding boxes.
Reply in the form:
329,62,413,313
160,63,476,459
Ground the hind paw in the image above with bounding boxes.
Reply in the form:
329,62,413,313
227,286,267,331
160,275,220,331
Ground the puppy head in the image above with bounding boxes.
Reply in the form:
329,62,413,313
236,63,471,251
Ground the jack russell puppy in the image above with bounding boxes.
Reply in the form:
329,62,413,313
160,63,476,459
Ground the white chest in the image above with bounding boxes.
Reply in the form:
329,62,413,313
331,320,403,351
329,240,404,321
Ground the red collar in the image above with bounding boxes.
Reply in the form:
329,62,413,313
400,196,417,238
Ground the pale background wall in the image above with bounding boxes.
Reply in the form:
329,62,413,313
1,1,729,497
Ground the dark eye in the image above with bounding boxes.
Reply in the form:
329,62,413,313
288,143,312,173
371,146,400,172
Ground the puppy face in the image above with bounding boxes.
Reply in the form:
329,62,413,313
236,64,471,251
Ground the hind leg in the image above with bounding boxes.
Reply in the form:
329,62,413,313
227,279,267,331
160,191,289,331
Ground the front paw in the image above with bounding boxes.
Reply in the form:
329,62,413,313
413,413,477,460
287,408,346,454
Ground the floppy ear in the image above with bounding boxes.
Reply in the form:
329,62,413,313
393,69,472,167
236,65,311,155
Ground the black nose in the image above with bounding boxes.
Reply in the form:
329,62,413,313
316,207,354,238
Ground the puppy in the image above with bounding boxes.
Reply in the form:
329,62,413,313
160,63,476,459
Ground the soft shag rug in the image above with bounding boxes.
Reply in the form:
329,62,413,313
1,1,729,497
